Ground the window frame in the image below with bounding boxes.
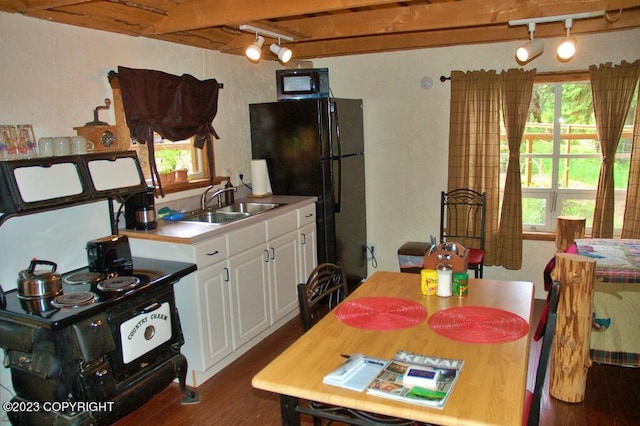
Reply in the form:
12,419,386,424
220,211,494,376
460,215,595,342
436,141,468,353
130,135,220,195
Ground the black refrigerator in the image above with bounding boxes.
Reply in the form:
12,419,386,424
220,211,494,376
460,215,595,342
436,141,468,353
250,98,367,286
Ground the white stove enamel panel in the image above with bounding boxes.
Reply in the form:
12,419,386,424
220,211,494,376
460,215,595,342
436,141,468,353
120,301,172,364
14,163,83,201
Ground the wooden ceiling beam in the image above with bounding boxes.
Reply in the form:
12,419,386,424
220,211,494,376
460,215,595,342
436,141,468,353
146,0,408,35
274,0,640,41
286,8,640,59
0,1,91,13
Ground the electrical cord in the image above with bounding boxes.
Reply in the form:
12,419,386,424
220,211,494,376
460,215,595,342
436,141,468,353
366,245,378,269
239,173,252,191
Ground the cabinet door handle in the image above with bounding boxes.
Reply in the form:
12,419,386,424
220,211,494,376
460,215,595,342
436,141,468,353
224,267,229,282
207,250,220,256
264,249,270,262
301,233,307,245
270,247,275,260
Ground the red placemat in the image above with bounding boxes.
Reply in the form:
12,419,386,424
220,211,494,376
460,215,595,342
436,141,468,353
334,297,427,330
428,306,529,344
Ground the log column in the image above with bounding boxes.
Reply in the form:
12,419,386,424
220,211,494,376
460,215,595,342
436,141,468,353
549,253,595,403
555,216,586,253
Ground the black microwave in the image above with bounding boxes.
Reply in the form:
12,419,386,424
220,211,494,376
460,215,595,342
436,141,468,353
276,68,330,100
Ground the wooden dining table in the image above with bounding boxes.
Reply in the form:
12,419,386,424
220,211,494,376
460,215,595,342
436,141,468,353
252,271,534,426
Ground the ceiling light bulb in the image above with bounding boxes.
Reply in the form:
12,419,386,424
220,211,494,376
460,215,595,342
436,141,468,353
516,39,544,63
557,18,576,62
270,44,293,63
557,36,576,61
245,35,264,61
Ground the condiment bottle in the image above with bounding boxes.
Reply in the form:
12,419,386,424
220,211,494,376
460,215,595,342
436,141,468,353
436,263,452,297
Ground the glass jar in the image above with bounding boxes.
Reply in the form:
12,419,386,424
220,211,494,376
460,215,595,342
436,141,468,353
436,263,452,297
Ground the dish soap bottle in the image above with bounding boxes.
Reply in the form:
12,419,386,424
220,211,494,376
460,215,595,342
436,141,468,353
224,179,234,206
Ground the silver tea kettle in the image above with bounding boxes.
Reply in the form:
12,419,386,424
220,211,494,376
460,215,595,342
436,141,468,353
17,259,62,298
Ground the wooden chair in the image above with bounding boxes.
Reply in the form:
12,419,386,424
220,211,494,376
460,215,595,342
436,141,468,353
524,280,561,426
297,263,348,332
440,189,486,278
296,264,418,425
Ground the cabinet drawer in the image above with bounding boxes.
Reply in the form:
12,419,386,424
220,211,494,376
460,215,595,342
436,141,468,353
267,210,297,240
227,221,266,257
297,204,316,227
194,235,227,267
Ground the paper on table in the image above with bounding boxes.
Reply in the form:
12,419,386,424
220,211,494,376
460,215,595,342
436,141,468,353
323,354,387,392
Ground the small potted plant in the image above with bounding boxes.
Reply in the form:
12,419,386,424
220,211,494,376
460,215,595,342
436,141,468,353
173,154,189,182
156,150,178,184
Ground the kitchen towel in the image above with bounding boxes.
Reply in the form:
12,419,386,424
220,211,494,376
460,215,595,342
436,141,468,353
251,159,272,196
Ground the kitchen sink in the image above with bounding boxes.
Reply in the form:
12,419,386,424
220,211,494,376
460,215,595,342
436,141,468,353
178,202,283,225
216,202,281,214
180,210,250,224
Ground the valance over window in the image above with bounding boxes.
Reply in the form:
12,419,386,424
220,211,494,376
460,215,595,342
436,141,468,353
117,66,221,193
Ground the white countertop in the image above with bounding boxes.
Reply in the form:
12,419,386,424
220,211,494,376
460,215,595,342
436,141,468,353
120,195,317,244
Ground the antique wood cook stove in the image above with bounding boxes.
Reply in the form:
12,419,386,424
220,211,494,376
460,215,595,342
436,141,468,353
0,152,198,425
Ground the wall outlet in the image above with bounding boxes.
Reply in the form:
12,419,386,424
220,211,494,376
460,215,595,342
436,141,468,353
367,244,377,261
236,170,244,183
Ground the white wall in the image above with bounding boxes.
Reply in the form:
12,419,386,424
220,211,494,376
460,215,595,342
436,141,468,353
314,29,640,298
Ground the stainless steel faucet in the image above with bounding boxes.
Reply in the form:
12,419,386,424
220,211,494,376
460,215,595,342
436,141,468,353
200,185,237,210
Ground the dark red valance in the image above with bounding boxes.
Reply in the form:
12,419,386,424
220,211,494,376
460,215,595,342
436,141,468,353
117,66,221,194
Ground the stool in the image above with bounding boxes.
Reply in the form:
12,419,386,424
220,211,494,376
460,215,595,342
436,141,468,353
397,241,430,274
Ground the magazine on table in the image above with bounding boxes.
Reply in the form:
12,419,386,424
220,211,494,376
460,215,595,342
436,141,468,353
365,349,464,409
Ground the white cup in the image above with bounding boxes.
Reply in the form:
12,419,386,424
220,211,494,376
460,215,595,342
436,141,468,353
70,136,94,154
38,137,54,157
53,137,71,156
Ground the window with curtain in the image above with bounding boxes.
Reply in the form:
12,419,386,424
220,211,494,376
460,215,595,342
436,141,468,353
132,133,210,189
499,77,638,233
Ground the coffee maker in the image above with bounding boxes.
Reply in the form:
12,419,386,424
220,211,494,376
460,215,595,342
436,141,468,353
124,187,157,230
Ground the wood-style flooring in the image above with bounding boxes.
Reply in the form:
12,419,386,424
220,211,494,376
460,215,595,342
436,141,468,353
116,300,640,425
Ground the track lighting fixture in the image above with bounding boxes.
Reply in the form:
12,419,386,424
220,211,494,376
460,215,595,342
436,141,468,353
245,35,264,62
557,19,577,61
515,22,544,64
509,11,604,64
239,24,294,63
270,43,293,63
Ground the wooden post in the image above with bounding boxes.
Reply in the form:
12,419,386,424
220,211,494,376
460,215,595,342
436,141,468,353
555,216,586,253
549,253,595,403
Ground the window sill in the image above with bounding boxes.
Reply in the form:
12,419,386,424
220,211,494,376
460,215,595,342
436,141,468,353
523,231,556,242
153,176,230,196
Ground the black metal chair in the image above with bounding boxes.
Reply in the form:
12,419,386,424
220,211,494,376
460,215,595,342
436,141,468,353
440,189,486,278
296,263,421,426
524,280,561,426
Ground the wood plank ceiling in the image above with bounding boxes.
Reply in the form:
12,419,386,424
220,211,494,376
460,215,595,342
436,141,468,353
1,1,639,61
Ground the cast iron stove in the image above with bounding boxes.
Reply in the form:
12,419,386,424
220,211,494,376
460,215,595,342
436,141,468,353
0,257,198,425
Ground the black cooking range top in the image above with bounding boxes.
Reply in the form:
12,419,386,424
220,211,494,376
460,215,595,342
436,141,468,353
0,257,196,329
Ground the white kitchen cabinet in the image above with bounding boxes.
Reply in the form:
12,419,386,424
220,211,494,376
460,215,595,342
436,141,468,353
297,203,318,281
195,257,233,370
226,220,269,350
266,210,300,324
126,199,316,387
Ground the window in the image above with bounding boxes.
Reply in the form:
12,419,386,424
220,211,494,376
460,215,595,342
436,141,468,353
499,76,637,233
132,134,211,192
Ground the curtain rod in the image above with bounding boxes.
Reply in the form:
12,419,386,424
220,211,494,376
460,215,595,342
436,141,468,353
107,70,224,88
440,76,451,82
